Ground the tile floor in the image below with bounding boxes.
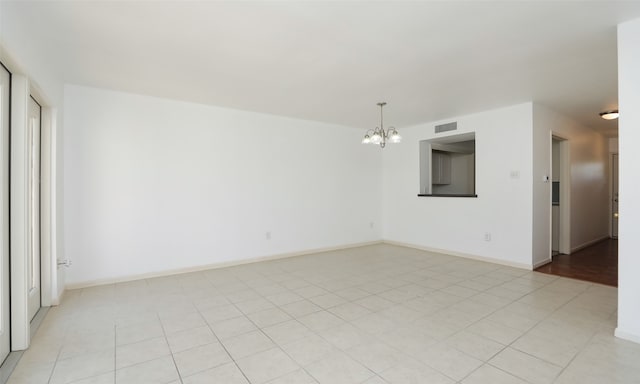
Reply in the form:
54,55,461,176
7,244,640,383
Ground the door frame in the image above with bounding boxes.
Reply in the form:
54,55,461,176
611,152,619,238
551,133,571,256
9,74,57,351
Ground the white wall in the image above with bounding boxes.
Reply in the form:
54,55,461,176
532,104,609,267
616,17,640,344
382,103,534,268
64,85,382,287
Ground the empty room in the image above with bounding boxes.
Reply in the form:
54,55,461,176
1,1,640,383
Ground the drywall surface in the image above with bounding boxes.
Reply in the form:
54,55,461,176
64,85,382,286
382,103,534,267
532,104,609,267
617,17,640,344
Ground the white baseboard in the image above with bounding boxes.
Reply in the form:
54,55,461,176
65,240,383,290
382,240,532,270
533,258,552,269
615,328,640,345
571,235,610,253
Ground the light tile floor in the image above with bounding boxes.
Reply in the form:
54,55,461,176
8,244,640,383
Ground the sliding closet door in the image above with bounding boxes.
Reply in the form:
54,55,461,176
27,96,41,322
0,64,10,362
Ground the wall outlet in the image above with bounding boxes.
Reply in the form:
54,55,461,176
265,231,271,240
484,232,492,241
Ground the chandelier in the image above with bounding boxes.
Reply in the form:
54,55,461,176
362,102,401,148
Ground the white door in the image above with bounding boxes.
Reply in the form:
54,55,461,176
0,64,10,363
27,96,41,322
612,153,619,239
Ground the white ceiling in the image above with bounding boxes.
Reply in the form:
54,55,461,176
6,1,640,136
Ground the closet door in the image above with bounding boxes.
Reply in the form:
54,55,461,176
0,64,10,362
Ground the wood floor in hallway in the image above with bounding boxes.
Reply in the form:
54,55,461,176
535,238,618,287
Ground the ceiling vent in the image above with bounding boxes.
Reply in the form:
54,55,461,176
435,122,457,134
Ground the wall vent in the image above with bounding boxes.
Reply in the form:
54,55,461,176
435,122,457,134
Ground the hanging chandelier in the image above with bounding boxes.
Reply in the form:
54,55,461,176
362,102,401,148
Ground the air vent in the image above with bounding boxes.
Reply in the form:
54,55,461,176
435,122,457,134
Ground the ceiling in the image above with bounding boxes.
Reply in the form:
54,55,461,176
4,1,640,137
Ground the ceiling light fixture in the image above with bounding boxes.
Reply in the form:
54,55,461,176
362,102,401,148
599,110,619,120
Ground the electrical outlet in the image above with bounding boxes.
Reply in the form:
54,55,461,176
484,232,492,241
265,231,271,240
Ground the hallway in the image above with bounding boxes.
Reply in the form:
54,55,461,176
535,239,618,287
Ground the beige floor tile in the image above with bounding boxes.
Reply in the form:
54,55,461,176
222,330,276,359
462,364,527,384
262,320,314,345
265,368,318,383
280,334,337,366
247,307,292,328
298,311,345,332
115,355,179,384
445,330,505,361
173,342,231,377
116,320,164,346
305,352,374,384
380,360,454,384
200,304,243,324
235,347,300,384
316,322,375,350
210,315,256,340
417,343,483,381
115,336,170,369
49,349,114,384
489,347,563,384
328,302,372,321
66,372,114,384
280,300,322,318
166,326,217,353
347,341,408,373
160,311,206,334
181,362,248,384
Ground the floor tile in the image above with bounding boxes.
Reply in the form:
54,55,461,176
280,300,322,318
115,355,179,384
280,334,337,366
262,320,314,345
265,368,318,383
115,336,170,369
235,347,300,384
210,315,257,340
49,349,114,384
116,320,163,346
380,360,454,384
166,326,217,353
462,364,527,384
489,347,563,384
173,341,231,377
222,330,276,359
305,352,374,384
181,362,249,384
247,307,292,328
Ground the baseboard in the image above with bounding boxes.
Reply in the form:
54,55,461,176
51,287,65,306
615,328,640,345
571,235,610,253
382,240,532,270
533,258,552,269
65,240,383,290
